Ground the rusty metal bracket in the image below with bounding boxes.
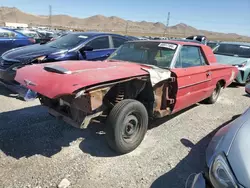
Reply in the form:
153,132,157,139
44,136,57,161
166,87,175,104
80,111,103,129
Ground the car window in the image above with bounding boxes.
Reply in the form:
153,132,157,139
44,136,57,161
112,36,127,48
0,29,16,38
108,42,177,68
87,36,109,50
46,33,90,49
175,46,206,68
154,49,176,67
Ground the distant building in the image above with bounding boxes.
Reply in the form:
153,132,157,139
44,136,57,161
4,22,28,28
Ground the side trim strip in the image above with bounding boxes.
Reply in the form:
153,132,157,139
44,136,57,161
178,79,211,89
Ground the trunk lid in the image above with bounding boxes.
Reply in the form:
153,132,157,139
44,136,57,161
15,60,149,99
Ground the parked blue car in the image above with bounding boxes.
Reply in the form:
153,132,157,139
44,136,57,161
0,28,35,55
0,32,134,86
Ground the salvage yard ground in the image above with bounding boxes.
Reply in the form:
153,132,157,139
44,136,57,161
0,84,249,188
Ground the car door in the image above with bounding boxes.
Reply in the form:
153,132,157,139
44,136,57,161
0,29,16,55
84,35,113,61
171,45,212,113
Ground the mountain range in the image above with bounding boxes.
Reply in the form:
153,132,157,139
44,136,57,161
0,7,249,41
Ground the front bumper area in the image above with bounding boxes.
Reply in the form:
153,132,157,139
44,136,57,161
234,67,250,84
191,173,207,188
48,107,103,129
0,68,16,83
0,68,30,98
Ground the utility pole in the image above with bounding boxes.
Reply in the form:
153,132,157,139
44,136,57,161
49,5,52,28
125,22,128,34
163,12,170,38
166,12,170,38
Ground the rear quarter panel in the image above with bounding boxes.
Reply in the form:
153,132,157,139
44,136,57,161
202,45,237,91
208,64,237,90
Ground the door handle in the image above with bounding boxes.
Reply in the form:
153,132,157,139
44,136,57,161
206,72,212,76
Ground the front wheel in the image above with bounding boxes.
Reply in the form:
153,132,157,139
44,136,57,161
205,82,221,104
105,99,148,154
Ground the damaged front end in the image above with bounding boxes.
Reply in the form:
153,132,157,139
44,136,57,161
38,68,177,129
38,75,150,129
39,86,110,129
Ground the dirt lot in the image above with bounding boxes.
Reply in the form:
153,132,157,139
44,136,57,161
0,84,249,188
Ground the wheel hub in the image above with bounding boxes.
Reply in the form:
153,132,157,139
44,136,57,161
123,114,139,139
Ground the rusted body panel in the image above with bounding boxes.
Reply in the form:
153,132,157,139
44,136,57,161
15,61,149,99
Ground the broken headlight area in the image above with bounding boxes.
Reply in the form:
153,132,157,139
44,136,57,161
39,89,108,129
31,56,47,64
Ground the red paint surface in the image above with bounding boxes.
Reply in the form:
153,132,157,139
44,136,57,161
172,63,238,113
15,60,149,98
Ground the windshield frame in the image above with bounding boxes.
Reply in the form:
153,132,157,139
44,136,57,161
107,41,180,69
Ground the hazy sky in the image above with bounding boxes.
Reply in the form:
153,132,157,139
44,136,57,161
1,0,250,36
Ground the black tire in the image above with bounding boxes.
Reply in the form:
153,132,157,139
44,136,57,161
105,99,148,154
205,82,221,104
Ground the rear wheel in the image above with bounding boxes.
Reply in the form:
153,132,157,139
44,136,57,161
205,82,221,104
105,99,148,154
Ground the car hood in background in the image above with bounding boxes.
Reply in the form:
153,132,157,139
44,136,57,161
215,54,248,65
2,44,62,62
15,60,151,99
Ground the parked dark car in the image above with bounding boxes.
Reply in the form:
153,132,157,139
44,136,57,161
186,35,208,45
191,107,250,188
15,29,50,44
35,31,55,44
0,32,134,86
0,28,35,55
207,41,220,49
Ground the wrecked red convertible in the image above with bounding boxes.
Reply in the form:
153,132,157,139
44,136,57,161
15,41,238,154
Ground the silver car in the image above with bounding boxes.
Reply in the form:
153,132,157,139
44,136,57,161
246,81,250,95
191,107,250,188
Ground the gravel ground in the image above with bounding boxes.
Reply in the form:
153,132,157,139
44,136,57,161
0,84,249,188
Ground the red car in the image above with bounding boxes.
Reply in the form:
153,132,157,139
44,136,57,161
15,40,237,154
